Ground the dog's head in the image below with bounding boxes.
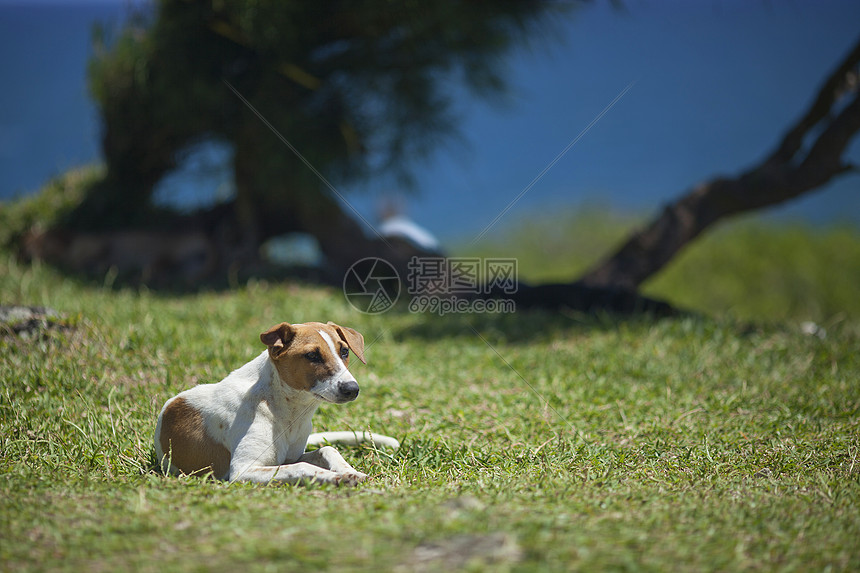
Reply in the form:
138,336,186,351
260,321,366,403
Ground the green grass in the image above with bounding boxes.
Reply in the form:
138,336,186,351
0,166,103,249
461,207,860,321
2,211,860,572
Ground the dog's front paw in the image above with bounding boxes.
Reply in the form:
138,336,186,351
335,471,368,487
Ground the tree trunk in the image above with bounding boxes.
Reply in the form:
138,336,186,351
578,36,860,291
231,118,438,279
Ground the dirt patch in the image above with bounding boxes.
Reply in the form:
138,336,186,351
398,532,522,572
0,305,74,338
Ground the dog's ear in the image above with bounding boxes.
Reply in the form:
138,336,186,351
260,322,294,357
328,322,366,365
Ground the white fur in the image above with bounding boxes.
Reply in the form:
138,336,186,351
308,330,352,404
154,327,399,486
306,431,401,450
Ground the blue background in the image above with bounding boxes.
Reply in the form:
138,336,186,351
1,0,859,246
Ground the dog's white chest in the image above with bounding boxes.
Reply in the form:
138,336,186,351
269,408,315,465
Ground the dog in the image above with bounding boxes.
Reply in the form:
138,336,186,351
154,321,399,486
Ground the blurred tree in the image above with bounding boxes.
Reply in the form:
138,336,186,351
576,36,860,292
485,35,860,314
51,1,858,308
77,0,563,274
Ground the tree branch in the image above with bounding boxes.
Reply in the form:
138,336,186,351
578,35,860,291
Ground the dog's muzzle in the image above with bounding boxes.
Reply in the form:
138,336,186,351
337,380,360,402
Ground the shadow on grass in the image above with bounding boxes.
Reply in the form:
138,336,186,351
388,299,687,345
23,256,342,298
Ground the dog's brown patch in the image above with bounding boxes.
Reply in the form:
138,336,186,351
261,322,360,392
159,397,230,479
327,321,366,364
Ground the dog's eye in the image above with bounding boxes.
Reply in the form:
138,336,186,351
304,351,323,363
340,347,349,359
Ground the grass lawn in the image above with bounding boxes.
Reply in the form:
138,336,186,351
1,212,859,571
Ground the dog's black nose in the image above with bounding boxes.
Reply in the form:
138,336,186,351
338,380,360,401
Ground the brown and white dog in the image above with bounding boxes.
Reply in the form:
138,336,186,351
154,321,399,486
